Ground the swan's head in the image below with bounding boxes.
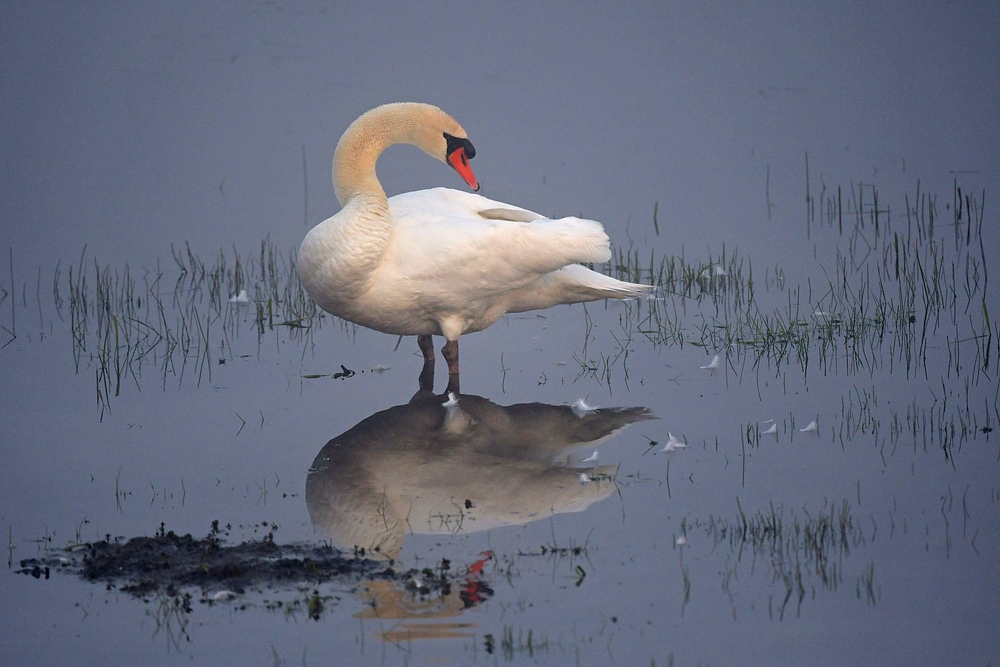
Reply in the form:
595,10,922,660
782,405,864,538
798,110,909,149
407,104,479,192
442,132,479,191
334,103,480,204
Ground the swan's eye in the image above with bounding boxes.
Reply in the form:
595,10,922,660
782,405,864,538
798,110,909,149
444,133,476,161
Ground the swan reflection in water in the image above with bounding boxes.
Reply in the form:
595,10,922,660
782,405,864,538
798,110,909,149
306,391,654,561
352,550,495,642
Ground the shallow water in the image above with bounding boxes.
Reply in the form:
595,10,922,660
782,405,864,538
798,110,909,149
2,3,999,666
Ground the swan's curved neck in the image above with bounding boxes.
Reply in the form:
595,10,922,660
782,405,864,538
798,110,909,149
302,104,462,305
333,130,388,206
333,103,424,206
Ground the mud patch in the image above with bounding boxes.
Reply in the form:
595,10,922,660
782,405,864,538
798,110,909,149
16,525,457,604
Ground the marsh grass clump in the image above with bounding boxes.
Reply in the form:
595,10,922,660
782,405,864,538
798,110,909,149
56,238,341,416
601,178,992,386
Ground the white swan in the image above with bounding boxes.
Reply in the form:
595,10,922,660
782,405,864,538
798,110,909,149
299,103,651,393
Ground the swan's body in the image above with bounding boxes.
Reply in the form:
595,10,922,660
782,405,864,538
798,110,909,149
299,103,650,392
302,187,637,337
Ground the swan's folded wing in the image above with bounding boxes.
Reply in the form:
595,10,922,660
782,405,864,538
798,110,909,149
386,188,612,297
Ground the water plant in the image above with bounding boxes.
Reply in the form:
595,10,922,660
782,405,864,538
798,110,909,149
604,178,991,385
51,239,338,417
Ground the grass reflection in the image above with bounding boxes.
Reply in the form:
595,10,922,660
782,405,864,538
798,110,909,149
688,497,873,620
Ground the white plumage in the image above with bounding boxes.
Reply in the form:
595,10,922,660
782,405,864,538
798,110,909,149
298,103,650,392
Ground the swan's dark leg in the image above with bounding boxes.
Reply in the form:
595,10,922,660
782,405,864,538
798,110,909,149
442,339,460,395
417,335,435,393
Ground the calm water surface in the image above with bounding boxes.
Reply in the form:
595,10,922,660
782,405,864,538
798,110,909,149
2,2,999,666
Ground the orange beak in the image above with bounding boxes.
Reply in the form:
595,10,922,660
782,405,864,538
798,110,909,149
447,146,479,191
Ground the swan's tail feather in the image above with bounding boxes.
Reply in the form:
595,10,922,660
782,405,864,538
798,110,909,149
506,264,653,313
564,267,653,299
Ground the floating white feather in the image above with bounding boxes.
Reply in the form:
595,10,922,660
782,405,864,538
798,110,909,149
661,432,687,452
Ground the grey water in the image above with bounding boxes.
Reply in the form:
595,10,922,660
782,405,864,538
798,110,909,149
2,2,999,665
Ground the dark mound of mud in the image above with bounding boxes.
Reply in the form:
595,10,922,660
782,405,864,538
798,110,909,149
17,530,422,598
